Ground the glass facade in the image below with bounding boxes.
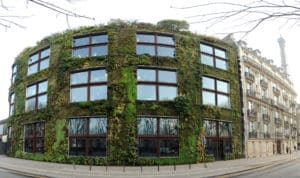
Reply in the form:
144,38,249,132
28,47,50,75
200,43,228,70
24,122,45,153
25,80,48,111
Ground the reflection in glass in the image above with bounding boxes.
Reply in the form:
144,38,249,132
201,54,214,66
91,69,107,82
138,117,157,135
89,117,107,134
90,85,107,101
27,85,36,97
41,48,50,58
160,119,178,135
91,46,108,56
90,138,106,157
36,123,45,137
204,120,217,136
217,80,229,93
69,118,86,135
38,81,48,94
202,91,216,106
25,124,34,137
92,35,108,44
40,58,49,70
157,36,175,45
37,94,47,109
70,87,87,102
70,72,88,85
158,70,176,83
216,59,228,70
137,85,156,100
69,138,86,156
29,54,38,64
215,48,226,58
137,69,155,81
36,138,44,153
219,122,232,137
73,48,89,58
28,64,38,75
200,43,213,54
159,86,177,100
25,98,36,111
202,77,215,90
136,34,155,43
160,139,179,157
157,46,175,57
74,37,89,47
217,94,230,108
25,139,33,153
136,45,155,56
138,139,157,157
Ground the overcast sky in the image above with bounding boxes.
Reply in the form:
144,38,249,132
0,0,299,120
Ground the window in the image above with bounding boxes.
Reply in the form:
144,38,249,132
70,68,107,102
7,126,13,153
204,120,217,136
200,43,228,70
11,64,17,84
9,93,15,116
73,33,108,58
25,80,48,111
219,121,232,137
28,47,50,75
202,76,230,108
24,122,45,153
137,68,177,101
68,117,107,156
204,120,232,137
137,116,179,157
136,33,175,57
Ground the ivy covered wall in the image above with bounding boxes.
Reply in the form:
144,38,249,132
7,20,242,165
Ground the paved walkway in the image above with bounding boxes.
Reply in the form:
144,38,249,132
0,152,299,178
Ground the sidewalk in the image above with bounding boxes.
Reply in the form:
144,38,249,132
0,152,299,178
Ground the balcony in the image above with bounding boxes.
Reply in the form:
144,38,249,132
273,87,281,96
291,123,297,129
290,100,297,106
275,132,283,138
264,132,271,139
260,79,268,89
262,114,270,123
247,109,257,121
246,89,256,98
277,103,285,109
245,72,255,83
249,131,257,138
261,96,271,104
284,134,290,139
275,117,282,126
284,121,289,128
282,93,288,100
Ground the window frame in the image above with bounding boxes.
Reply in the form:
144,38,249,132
27,47,50,76
136,32,176,57
137,67,178,101
25,79,48,111
24,122,45,153
137,116,179,157
9,92,15,116
70,67,107,103
202,76,231,108
68,116,107,157
200,43,228,70
11,64,17,84
72,33,108,58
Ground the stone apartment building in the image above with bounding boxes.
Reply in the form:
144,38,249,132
236,39,297,158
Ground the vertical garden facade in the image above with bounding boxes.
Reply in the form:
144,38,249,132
7,21,242,165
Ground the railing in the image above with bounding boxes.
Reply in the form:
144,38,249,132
247,110,257,119
261,96,271,104
249,131,257,138
262,114,270,123
260,79,268,89
273,87,281,95
246,89,256,97
284,121,289,128
264,132,271,139
245,72,255,82
275,132,283,138
275,117,282,125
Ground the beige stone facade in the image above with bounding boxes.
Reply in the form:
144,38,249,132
237,41,297,158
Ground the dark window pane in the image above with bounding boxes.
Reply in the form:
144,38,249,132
28,63,38,75
202,77,215,90
73,48,89,58
92,35,108,44
25,124,34,137
69,138,86,156
36,138,44,153
219,122,232,137
41,48,50,58
74,37,89,47
70,87,87,102
138,139,157,157
136,45,155,56
160,139,179,157
224,141,232,153
217,80,229,93
216,59,227,70
69,118,86,135
204,120,217,136
40,58,49,70
202,91,216,106
36,123,45,137
137,69,155,81
25,139,34,153
215,48,226,58
37,94,47,109
201,54,214,66
159,86,177,101
138,117,157,135
157,46,175,57
158,70,177,83
90,85,107,101
70,71,88,85
91,69,107,82
91,45,108,56
90,138,106,157
200,44,213,54
217,94,230,108
157,36,175,45
137,85,156,100
89,117,107,134
136,34,155,43
159,118,178,135
38,80,48,93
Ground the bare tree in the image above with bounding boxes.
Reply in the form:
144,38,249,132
172,0,300,37
0,0,94,30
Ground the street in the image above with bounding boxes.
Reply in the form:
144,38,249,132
234,158,300,178
0,168,32,178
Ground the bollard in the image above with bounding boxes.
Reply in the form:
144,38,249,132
189,162,191,170
89,159,93,171
72,161,76,170
173,161,176,171
106,163,108,173
140,165,143,173
123,162,125,173
157,162,160,172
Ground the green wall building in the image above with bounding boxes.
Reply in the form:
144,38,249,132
7,20,243,165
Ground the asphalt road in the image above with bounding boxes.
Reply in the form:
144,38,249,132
0,168,32,178
234,158,300,178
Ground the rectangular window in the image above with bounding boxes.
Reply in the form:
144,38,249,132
137,68,177,101
202,76,230,108
137,116,179,157
25,80,48,111
11,64,17,84
9,93,15,116
28,47,50,75
136,33,175,57
24,122,45,153
68,117,107,157
200,43,228,70
73,33,108,58
70,68,107,102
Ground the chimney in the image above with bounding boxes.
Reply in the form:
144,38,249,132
277,36,288,77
